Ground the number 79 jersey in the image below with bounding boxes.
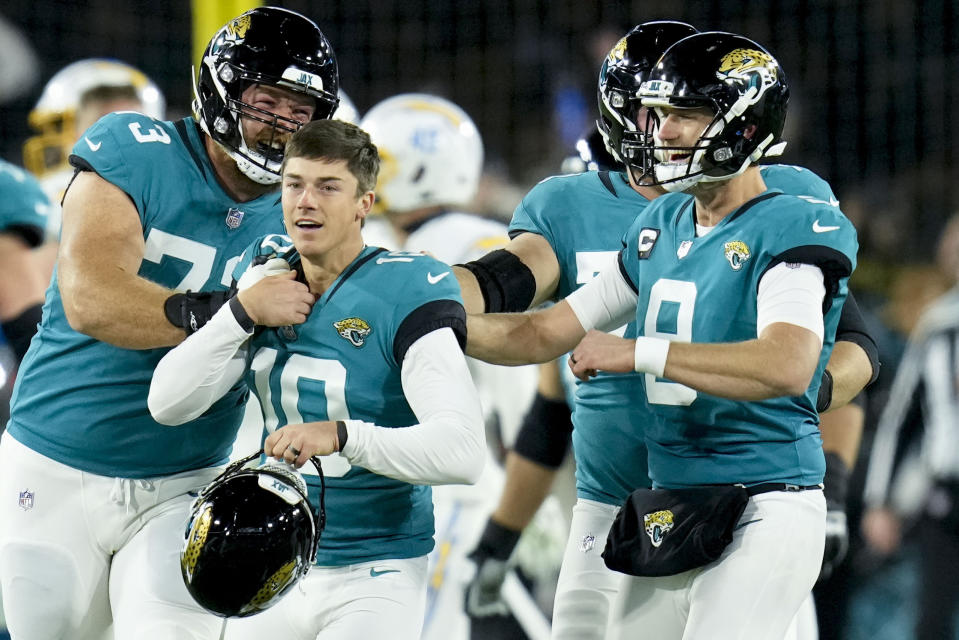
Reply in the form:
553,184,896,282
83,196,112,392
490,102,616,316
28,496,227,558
234,239,467,566
619,190,858,488
7,112,287,478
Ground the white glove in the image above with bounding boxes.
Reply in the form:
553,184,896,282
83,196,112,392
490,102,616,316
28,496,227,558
236,257,291,291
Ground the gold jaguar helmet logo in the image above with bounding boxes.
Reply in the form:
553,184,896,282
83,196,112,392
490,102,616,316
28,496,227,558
723,240,751,271
227,15,252,40
644,509,674,548
333,317,372,347
608,37,628,63
717,48,778,96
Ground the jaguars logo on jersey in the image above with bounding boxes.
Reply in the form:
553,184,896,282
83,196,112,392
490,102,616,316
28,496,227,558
333,317,373,347
644,509,674,548
723,240,751,271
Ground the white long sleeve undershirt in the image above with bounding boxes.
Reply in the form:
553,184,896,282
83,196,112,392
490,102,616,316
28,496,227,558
149,304,485,486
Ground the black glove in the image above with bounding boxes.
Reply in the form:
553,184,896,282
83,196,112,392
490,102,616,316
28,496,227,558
464,519,521,617
819,452,850,582
164,290,232,335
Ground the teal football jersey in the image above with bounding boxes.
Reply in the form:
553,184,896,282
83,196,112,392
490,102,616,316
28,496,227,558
510,170,654,504
619,190,858,488
0,159,53,248
233,239,466,566
7,113,287,478
508,165,849,503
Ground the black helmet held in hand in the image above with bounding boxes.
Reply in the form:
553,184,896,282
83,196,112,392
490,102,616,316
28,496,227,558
181,450,326,618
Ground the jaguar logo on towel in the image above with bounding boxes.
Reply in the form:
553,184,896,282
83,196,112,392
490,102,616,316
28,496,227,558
644,509,674,548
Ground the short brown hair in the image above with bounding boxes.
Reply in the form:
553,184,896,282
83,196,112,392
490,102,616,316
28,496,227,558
282,119,379,196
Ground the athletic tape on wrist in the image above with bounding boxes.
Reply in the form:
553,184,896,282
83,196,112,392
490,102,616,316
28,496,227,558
633,337,669,377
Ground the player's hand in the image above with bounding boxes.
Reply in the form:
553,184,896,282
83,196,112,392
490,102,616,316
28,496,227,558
818,452,851,582
464,519,522,618
237,257,291,291
264,421,339,468
569,330,634,381
237,270,314,327
464,551,510,617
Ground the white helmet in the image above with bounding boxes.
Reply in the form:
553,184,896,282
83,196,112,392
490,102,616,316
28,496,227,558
360,93,483,213
333,89,360,124
24,58,165,177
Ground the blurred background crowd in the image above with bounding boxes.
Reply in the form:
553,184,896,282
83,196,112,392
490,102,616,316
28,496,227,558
1,1,957,638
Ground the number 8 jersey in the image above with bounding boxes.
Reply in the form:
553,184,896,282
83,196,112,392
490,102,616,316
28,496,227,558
8,113,287,478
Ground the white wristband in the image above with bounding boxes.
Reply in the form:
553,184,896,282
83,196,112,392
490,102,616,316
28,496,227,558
634,337,670,377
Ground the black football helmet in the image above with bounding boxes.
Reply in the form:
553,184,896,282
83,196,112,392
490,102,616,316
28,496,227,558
193,6,340,184
596,21,698,178
181,450,326,618
639,32,789,192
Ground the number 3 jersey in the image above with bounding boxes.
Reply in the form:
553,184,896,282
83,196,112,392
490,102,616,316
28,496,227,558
7,113,287,478
619,188,858,488
233,238,467,566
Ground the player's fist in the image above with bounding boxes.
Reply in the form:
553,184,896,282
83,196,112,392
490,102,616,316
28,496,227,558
464,519,521,618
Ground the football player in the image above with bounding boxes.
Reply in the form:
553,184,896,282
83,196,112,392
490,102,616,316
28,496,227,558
359,93,543,640
0,7,341,639
148,117,485,640
0,160,54,367
456,23,875,639
465,31,859,638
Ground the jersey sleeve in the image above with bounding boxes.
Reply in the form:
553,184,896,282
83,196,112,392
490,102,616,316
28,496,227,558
508,184,552,240
761,198,858,313
387,255,466,365
68,112,173,226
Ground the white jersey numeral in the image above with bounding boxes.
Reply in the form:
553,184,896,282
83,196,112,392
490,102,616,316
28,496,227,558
253,348,352,478
128,122,171,144
643,279,697,406
143,229,217,290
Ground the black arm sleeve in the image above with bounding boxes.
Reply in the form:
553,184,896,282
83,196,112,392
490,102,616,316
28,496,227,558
512,392,573,469
456,249,537,313
393,299,467,365
835,290,880,385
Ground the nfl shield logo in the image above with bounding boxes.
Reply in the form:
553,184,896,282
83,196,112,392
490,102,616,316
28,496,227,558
18,489,34,511
677,240,693,259
225,208,245,229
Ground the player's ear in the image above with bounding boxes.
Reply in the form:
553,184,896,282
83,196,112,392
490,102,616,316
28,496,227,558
356,191,374,221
